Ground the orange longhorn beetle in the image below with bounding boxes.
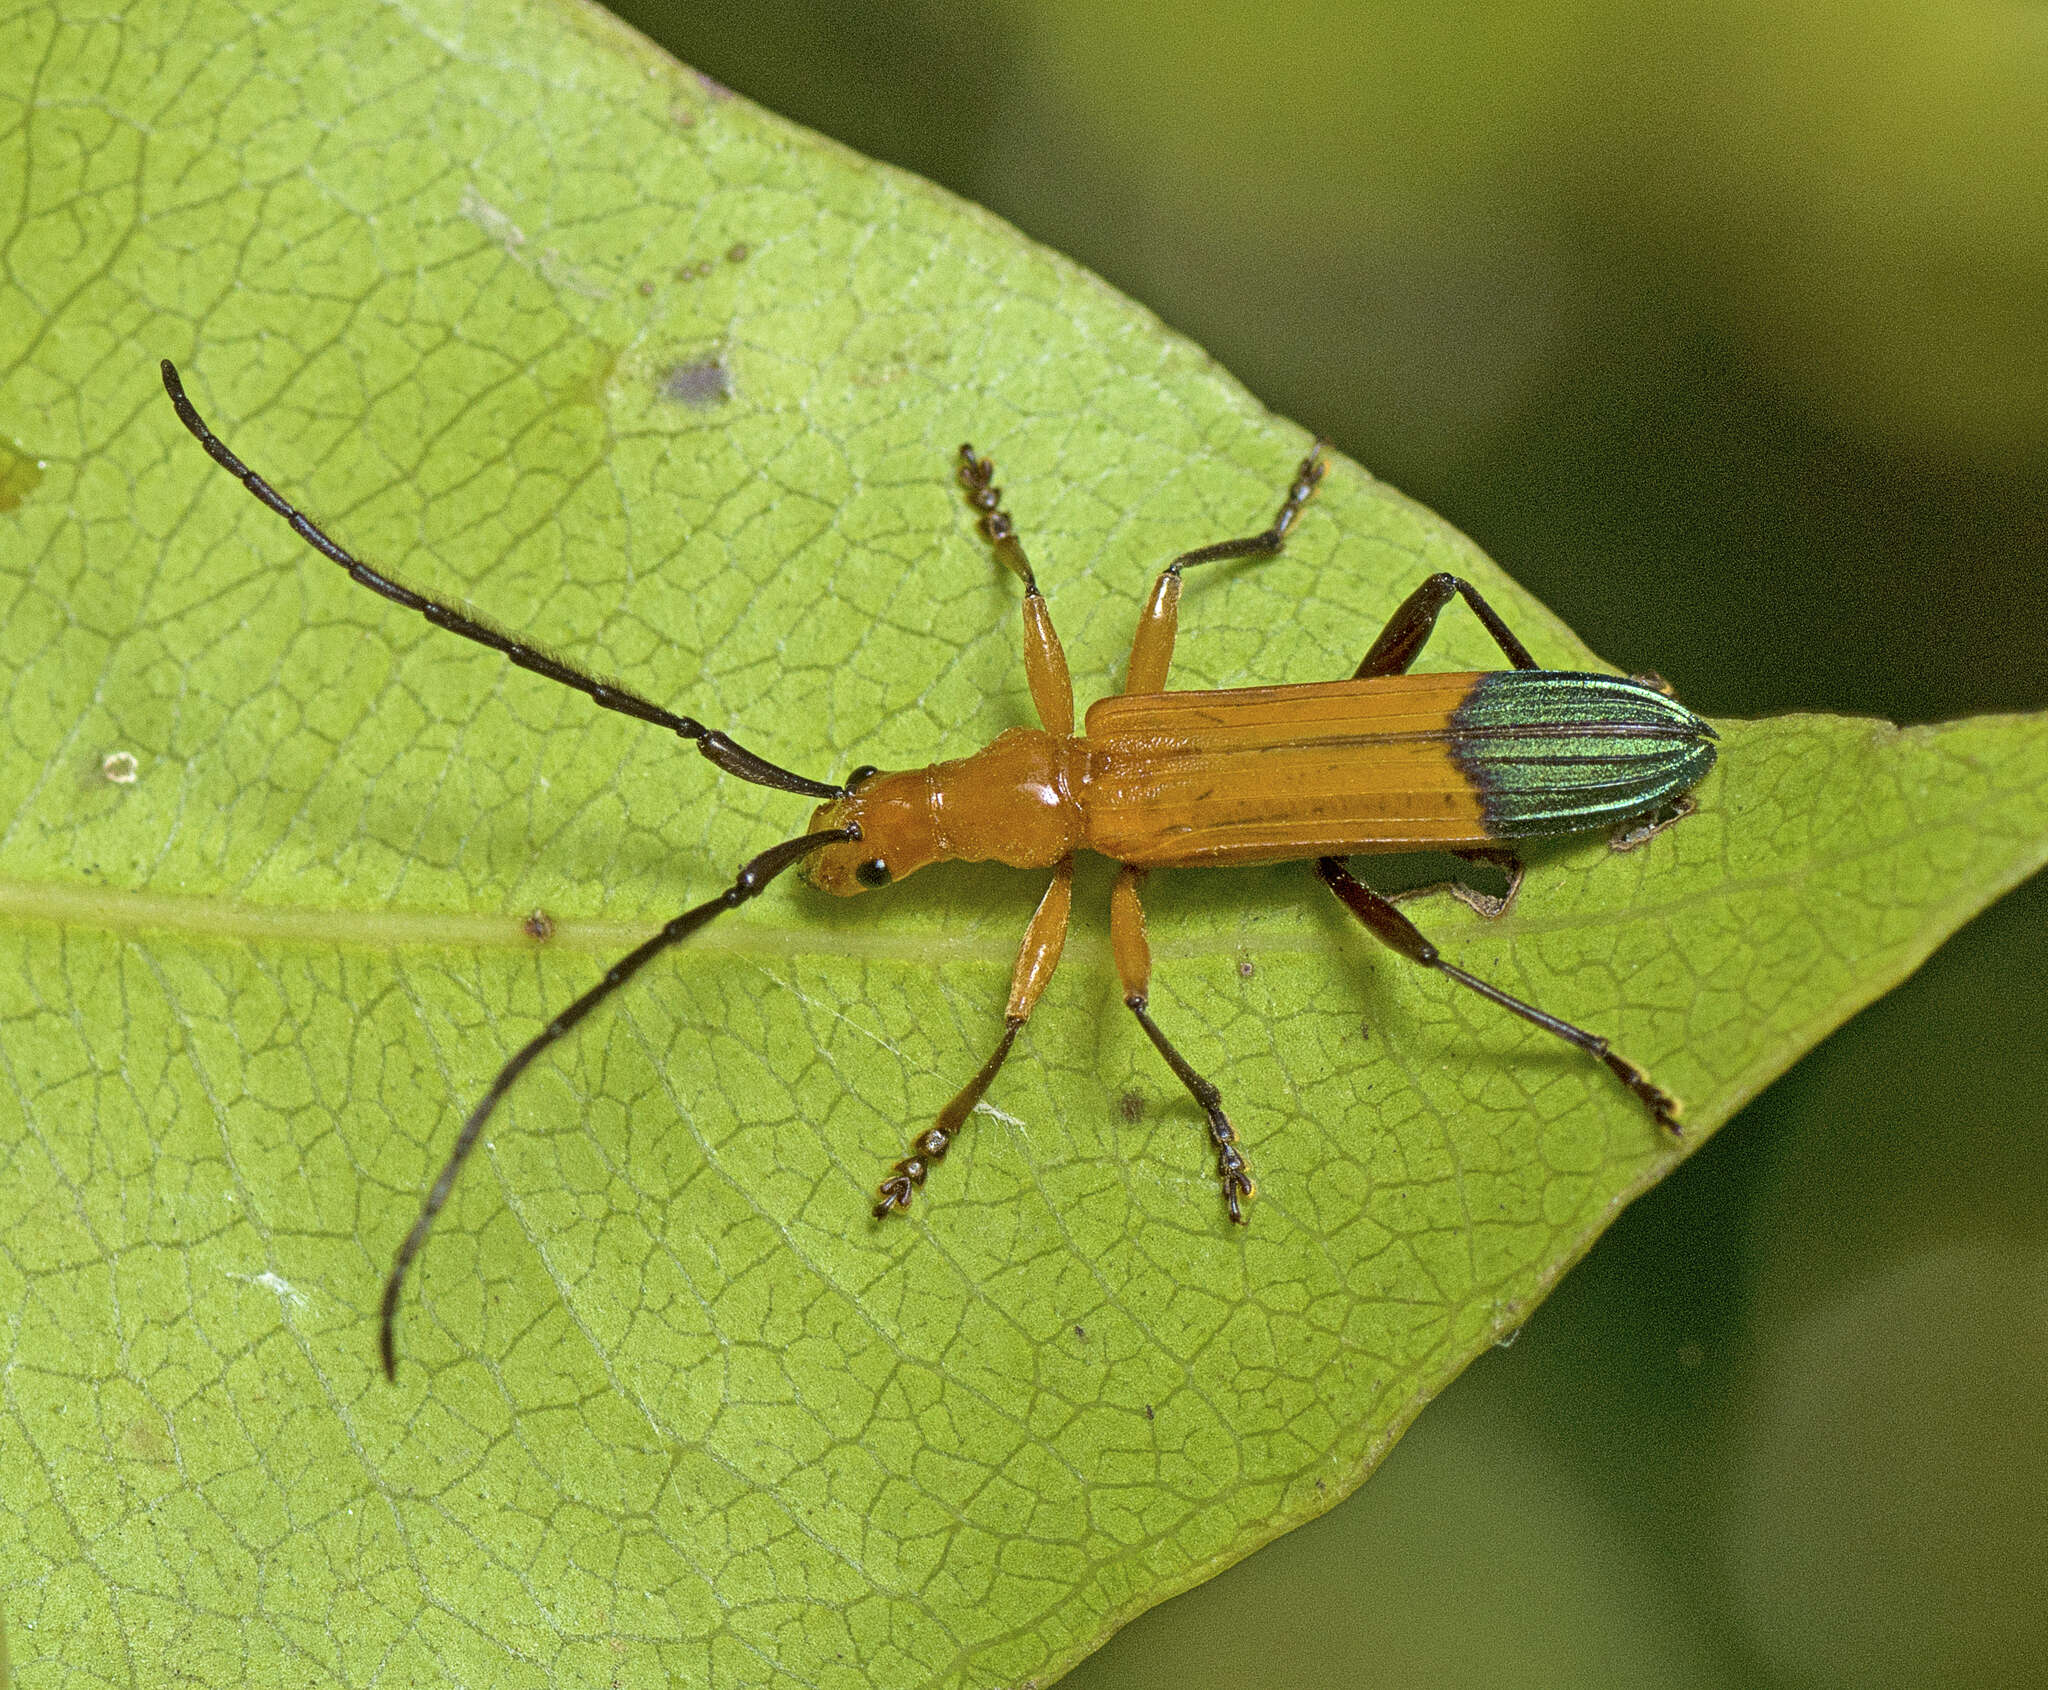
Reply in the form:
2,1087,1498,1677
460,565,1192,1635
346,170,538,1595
161,361,1716,1380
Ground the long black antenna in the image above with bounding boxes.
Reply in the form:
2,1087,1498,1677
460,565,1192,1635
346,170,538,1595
160,359,843,799
379,824,853,1380
378,823,856,1376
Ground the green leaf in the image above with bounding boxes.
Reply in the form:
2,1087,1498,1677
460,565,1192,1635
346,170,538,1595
2,2,2044,1684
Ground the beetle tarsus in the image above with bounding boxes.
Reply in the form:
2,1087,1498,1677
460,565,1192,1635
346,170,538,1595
871,1020,1023,1220
874,1123,954,1220
873,1165,924,1219
1123,994,1257,1224
957,443,1036,589
1605,1053,1684,1137
1609,795,1698,853
1161,443,1328,577
1217,1146,1254,1225
1210,1109,1255,1223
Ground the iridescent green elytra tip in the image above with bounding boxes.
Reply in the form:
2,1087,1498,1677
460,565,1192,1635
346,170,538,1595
1450,670,1718,839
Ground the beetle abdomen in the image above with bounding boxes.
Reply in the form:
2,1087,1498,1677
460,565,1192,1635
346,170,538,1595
1449,670,1717,839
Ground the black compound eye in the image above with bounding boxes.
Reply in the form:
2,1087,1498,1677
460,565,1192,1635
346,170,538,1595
854,857,892,889
846,763,880,789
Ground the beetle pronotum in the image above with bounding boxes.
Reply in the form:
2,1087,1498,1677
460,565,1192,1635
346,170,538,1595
161,360,1716,1379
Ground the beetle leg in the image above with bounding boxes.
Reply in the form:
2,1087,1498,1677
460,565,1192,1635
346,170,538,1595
1609,794,1698,853
957,445,1076,735
1353,573,1542,678
1387,848,1527,921
1123,446,1327,694
1111,865,1255,1222
874,855,1075,1218
1315,856,1683,1134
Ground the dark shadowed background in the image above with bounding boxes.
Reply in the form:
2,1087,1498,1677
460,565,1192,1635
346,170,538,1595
604,3,2047,1685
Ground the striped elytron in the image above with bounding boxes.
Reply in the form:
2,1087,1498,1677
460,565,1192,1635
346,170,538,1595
160,360,1715,1379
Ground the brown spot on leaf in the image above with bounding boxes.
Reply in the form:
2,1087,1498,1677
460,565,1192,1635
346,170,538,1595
0,439,45,512
123,1415,173,1465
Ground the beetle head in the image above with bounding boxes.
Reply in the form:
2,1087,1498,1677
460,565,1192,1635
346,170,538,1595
803,765,942,895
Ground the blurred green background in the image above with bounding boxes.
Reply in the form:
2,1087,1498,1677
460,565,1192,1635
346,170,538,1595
612,3,2048,1685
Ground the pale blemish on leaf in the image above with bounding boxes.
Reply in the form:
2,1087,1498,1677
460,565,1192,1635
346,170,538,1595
458,183,609,298
537,246,612,300
458,184,526,252
227,1269,310,1309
